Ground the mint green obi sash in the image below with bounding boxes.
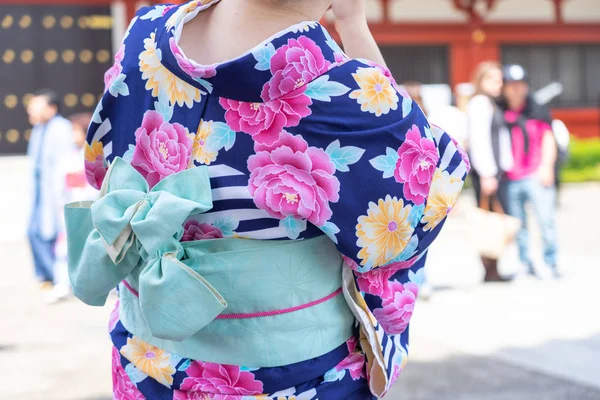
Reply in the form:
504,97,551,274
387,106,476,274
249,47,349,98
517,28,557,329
65,158,355,367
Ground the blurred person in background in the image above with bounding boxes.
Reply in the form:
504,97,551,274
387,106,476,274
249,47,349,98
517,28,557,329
498,65,559,279
428,82,474,150
46,112,97,304
26,89,73,289
467,61,514,282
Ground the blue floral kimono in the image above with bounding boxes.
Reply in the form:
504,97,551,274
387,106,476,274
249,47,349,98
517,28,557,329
81,1,470,399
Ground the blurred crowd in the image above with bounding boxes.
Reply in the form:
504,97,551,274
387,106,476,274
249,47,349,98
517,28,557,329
416,61,568,289
24,62,569,304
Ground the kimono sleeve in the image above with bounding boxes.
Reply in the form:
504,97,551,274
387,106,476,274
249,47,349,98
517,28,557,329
83,5,159,190
297,60,470,396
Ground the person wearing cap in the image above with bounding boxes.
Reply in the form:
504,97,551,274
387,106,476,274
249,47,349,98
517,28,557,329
498,64,559,279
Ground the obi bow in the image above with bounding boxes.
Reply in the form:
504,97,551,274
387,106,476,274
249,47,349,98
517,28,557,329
65,157,227,341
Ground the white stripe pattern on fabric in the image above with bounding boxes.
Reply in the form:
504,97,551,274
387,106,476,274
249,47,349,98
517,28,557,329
207,164,246,178
235,226,289,240
93,119,112,143
104,141,113,158
439,143,456,172
211,186,253,201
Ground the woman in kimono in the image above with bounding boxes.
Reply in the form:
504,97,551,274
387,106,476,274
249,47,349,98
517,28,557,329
66,1,469,399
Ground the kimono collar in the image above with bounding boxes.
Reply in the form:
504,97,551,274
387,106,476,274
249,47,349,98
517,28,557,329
156,0,346,103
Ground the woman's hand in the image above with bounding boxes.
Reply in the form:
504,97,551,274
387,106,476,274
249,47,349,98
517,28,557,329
538,166,555,188
331,0,367,25
481,176,499,196
330,0,386,66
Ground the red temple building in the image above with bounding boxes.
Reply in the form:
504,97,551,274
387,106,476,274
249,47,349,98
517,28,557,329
0,0,598,154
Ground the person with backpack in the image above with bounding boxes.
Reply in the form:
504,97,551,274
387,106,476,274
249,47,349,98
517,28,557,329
498,65,560,279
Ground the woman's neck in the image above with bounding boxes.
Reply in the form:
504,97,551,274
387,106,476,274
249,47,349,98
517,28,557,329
178,0,330,66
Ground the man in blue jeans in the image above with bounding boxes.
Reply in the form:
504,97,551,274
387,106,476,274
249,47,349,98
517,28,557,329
26,90,73,287
498,65,559,278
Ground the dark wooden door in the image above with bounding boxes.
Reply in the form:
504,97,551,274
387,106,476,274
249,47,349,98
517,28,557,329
0,4,113,154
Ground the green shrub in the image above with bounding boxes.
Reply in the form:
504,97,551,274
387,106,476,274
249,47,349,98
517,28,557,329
561,138,600,182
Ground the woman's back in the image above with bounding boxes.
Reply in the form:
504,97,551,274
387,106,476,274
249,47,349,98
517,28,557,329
72,1,469,398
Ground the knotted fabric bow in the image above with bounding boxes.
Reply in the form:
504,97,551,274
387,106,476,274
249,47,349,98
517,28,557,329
65,157,227,341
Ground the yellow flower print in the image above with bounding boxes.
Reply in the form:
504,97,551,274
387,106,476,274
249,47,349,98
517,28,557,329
350,67,399,117
189,120,218,166
356,195,413,269
139,32,202,108
421,169,463,231
120,337,176,387
84,140,104,163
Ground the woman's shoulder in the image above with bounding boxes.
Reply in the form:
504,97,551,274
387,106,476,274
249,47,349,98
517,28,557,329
467,94,493,113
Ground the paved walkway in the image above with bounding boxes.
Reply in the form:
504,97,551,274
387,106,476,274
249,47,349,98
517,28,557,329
1,156,599,400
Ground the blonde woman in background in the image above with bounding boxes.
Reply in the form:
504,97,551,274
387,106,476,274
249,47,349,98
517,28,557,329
467,61,514,282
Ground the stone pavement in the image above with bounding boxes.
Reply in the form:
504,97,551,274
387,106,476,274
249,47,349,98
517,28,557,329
1,156,599,400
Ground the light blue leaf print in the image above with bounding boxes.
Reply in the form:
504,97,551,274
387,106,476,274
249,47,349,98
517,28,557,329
154,89,174,122
122,144,136,163
91,101,103,124
195,77,213,94
177,358,192,372
280,215,307,240
211,217,239,237
392,235,419,263
305,75,351,102
324,367,346,382
408,268,426,286
369,147,400,179
109,74,129,98
140,5,168,21
325,139,365,172
252,43,276,71
321,25,343,54
207,121,236,152
402,97,413,118
320,221,340,244
125,363,148,384
408,204,425,228
424,126,434,141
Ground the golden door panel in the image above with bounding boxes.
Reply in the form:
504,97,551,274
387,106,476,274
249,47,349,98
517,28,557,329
0,5,113,155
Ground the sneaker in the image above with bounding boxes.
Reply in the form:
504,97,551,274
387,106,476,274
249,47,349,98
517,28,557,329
44,286,71,304
39,281,54,291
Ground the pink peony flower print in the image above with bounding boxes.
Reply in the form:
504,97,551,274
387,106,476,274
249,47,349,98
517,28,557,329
253,130,308,153
247,131,340,227
169,38,217,79
109,300,120,333
372,281,418,334
356,258,419,298
181,221,223,242
112,346,145,400
264,36,331,101
104,44,125,92
334,337,366,381
220,89,312,146
179,361,263,400
85,157,107,190
131,110,192,188
173,390,208,400
395,125,439,205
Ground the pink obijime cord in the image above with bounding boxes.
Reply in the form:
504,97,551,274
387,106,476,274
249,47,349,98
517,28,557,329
121,280,343,320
